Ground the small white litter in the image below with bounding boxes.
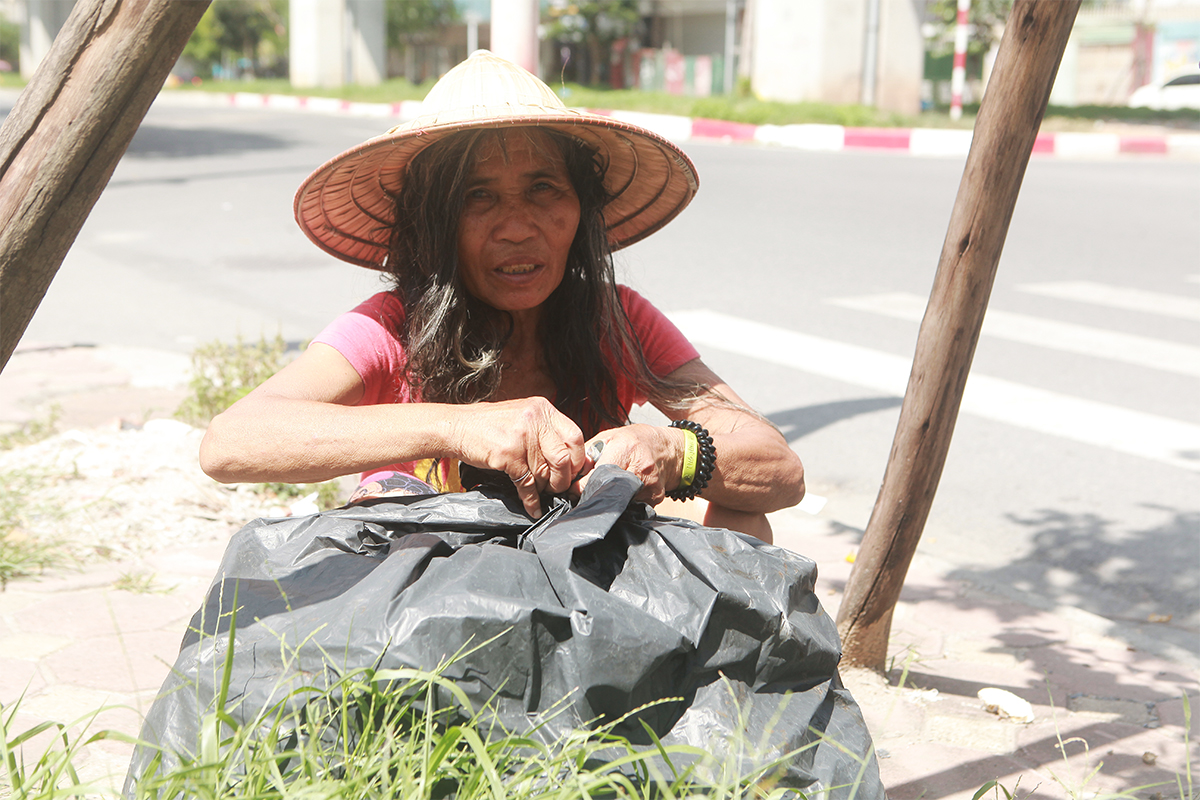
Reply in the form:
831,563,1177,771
977,687,1035,723
289,491,321,517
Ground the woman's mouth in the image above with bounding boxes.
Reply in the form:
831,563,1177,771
498,263,538,275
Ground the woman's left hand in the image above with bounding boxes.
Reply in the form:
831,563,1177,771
572,424,686,505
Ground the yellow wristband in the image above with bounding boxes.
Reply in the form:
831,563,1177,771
679,428,699,488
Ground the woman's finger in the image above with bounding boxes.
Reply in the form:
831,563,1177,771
509,466,543,518
535,412,586,495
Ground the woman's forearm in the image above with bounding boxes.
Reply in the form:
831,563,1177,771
200,395,459,484
698,424,805,514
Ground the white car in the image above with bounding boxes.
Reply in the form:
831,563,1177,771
1128,70,1200,110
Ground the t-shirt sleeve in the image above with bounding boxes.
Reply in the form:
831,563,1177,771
619,285,700,378
613,285,701,410
311,292,409,405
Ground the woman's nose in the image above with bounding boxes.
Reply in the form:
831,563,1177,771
492,196,538,241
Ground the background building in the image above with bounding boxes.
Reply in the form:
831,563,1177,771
3,0,1197,109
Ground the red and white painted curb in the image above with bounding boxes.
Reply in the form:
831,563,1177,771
157,90,1200,160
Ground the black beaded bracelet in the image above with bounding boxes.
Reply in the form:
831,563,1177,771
666,419,715,501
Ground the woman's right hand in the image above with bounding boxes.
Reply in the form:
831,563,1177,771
450,397,587,518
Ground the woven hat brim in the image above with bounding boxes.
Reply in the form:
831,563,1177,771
294,112,699,270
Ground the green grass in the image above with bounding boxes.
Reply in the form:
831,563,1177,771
172,334,347,510
0,406,60,451
256,480,344,513
164,78,1199,130
174,333,290,428
112,570,173,595
6,70,1195,129
0,468,66,591
1,620,872,799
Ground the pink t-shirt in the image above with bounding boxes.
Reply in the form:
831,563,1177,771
312,285,699,488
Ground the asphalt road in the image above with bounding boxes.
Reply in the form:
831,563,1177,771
6,95,1199,662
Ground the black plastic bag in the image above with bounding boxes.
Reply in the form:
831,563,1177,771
127,466,882,797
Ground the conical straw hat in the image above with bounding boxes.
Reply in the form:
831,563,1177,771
294,50,699,269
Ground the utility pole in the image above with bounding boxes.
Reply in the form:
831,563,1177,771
950,0,971,120
861,0,881,105
491,0,539,75
724,0,738,95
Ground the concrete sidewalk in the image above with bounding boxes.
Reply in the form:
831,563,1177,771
1,343,1196,798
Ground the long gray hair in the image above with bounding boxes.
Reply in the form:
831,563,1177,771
384,127,698,438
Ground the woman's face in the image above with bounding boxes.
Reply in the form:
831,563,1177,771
456,131,581,317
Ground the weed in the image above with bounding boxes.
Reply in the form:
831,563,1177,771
0,469,65,590
978,689,1197,800
0,405,60,451
113,571,172,595
1,623,873,799
0,697,135,799
174,334,290,427
257,480,343,512
1180,692,1195,800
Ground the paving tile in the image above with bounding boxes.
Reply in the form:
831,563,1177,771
13,564,130,593
1066,693,1159,726
43,629,182,695
0,589,40,616
943,636,1032,670
1154,692,1200,729
925,712,1022,755
10,591,122,639
100,588,203,634
0,631,72,660
0,655,48,701
1017,714,1194,781
16,684,135,729
143,543,230,579
842,668,933,745
874,743,1042,800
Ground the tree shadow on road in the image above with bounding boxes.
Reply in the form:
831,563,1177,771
768,396,902,442
944,505,1200,661
125,125,288,158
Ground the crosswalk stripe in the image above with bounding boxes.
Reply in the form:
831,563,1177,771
1018,281,1200,322
828,292,1200,378
668,309,1200,473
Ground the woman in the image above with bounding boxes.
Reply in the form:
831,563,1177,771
199,51,803,543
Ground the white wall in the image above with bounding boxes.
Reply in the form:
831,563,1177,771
752,0,824,102
290,0,384,88
19,0,75,79
751,0,922,114
874,0,924,113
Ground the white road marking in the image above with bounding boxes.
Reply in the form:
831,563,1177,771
668,309,1200,473
828,292,1200,378
1018,281,1200,322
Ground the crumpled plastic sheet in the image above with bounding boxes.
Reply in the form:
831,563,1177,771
126,465,883,797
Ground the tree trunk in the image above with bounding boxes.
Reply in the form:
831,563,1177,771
835,0,1081,670
0,0,211,372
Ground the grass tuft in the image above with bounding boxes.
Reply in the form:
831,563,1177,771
1,619,868,799
0,468,67,591
174,334,290,428
0,405,61,451
256,481,343,513
113,571,173,595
